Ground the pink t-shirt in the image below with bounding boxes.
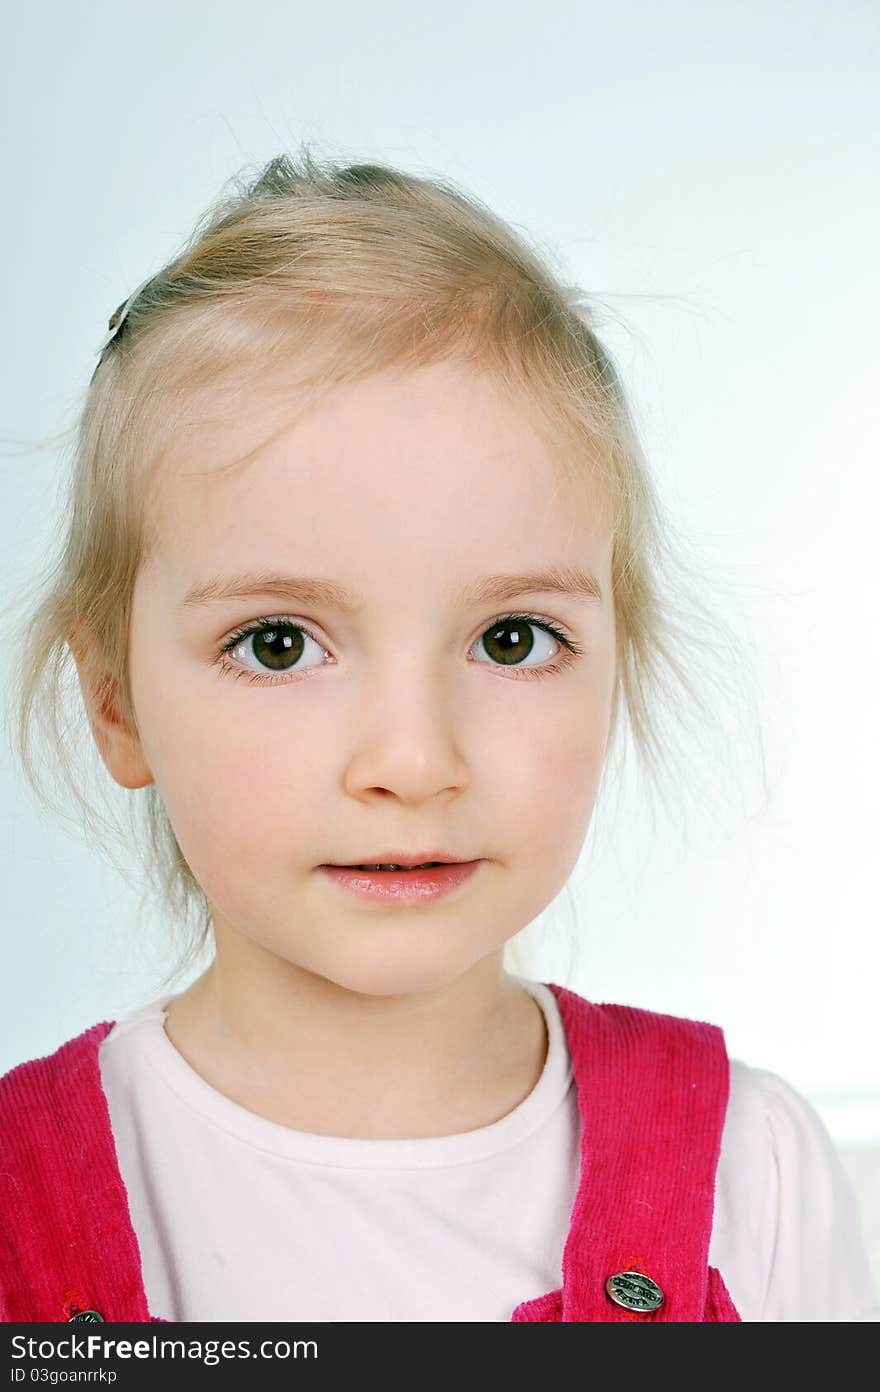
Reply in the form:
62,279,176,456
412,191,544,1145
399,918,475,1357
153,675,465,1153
97,977,880,1322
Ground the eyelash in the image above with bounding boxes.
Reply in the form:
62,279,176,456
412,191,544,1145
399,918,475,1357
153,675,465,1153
214,613,585,687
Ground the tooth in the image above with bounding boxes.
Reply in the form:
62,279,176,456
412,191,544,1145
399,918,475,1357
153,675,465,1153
349,862,441,870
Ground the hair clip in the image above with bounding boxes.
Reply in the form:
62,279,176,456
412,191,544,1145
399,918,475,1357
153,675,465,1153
94,272,156,356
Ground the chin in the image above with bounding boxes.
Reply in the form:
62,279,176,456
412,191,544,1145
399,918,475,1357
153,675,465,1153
320,949,483,1000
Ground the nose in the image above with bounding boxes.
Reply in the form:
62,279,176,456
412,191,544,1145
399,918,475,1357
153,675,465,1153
340,661,470,804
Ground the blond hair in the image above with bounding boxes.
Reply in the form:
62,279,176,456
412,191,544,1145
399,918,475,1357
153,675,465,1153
2,145,764,993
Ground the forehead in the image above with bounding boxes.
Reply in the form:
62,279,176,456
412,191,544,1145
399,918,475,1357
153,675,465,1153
147,360,612,597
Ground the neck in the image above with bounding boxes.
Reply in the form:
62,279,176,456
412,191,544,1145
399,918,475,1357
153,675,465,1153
161,941,547,1140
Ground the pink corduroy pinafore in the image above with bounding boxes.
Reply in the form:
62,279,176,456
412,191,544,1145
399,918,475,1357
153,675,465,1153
0,982,740,1322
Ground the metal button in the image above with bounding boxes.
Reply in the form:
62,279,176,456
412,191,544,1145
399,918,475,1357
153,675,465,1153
605,1270,664,1313
68,1310,105,1323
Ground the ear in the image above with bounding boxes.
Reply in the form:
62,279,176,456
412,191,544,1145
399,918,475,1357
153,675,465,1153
68,622,154,790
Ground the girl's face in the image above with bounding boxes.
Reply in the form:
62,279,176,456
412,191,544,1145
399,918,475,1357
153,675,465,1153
128,358,616,997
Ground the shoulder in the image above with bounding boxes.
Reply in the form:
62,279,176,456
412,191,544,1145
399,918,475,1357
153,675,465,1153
724,1057,832,1151
715,1060,880,1321
717,1059,839,1230
722,1058,865,1199
545,981,726,1055
0,1021,116,1129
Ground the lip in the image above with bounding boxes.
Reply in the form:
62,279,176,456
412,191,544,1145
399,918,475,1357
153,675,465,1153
318,861,483,904
326,852,470,868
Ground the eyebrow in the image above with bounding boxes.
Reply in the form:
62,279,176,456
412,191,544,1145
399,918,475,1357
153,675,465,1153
182,564,603,612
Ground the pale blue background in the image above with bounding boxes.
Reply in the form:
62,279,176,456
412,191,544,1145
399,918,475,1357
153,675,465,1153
1,0,877,1248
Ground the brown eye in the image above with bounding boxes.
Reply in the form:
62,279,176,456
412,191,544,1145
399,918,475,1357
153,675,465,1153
475,618,561,669
224,621,327,677
250,625,306,672
217,611,581,688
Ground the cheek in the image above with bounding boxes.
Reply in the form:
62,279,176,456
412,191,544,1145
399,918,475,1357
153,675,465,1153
484,693,606,866
141,692,328,880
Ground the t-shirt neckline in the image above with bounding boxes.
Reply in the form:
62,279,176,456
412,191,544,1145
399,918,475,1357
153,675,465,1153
102,975,574,1170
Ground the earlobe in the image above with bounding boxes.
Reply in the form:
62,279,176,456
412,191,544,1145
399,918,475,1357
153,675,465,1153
68,633,154,791
91,698,155,791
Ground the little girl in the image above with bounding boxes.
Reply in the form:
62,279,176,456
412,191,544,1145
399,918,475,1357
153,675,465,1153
1,148,877,1325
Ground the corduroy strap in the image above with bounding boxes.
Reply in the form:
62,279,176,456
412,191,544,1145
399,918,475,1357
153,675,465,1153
512,984,738,1322
1,988,739,1323
0,1020,151,1323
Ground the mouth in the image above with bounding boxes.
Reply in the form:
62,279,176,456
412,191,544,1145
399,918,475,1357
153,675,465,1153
333,862,448,872
318,858,483,903
323,853,472,871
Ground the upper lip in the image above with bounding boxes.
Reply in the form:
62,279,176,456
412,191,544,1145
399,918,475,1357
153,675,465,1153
326,852,473,867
